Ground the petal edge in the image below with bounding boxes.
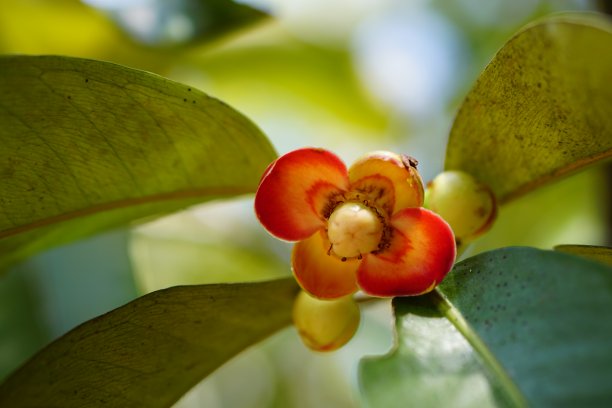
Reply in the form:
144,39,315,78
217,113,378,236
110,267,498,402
349,151,424,214
292,230,359,299
255,148,349,241
357,208,456,297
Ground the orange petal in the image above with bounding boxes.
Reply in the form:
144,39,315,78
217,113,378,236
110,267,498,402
255,148,349,241
348,151,424,214
292,230,359,299
357,208,456,297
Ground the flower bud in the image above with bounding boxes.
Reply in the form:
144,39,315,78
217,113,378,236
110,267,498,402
292,291,360,352
425,171,497,243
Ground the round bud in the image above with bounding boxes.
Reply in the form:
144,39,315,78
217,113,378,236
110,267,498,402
292,291,360,352
425,171,497,243
327,202,383,259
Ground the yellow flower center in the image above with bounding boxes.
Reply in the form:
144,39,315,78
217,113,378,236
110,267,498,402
327,202,383,259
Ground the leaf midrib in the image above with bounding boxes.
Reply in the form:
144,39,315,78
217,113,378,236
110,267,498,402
433,289,528,407
498,149,612,204
0,185,254,239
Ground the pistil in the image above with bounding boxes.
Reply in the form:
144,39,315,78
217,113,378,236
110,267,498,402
327,202,383,259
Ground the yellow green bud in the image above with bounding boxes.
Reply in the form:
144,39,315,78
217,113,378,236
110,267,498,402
292,291,360,352
425,170,497,243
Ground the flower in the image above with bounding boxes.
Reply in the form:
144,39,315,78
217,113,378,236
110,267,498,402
254,148,456,299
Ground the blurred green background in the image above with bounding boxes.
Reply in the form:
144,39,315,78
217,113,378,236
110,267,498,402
0,0,608,406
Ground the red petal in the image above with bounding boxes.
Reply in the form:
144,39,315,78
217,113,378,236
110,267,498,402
357,208,456,297
292,230,359,299
255,148,349,241
349,151,424,215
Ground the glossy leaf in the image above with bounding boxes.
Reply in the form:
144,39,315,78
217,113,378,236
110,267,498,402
555,244,612,266
446,14,612,203
361,247,612,407
0,55,276,268
360,295,506,408
0,278,299,407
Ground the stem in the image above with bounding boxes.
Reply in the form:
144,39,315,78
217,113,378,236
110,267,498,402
355,294,389,305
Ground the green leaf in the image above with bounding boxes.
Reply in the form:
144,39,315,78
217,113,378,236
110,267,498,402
445,14,612,203
360,295,507,408
130,232,289,291
0,269,48,381
0,55,276,268
193,37,388,133
0,278,299,407
186,0,268,44
361,247,612,407
555,244,612,266
111,0,268,47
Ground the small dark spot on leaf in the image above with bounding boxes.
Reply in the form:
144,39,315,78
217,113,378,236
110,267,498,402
537,82,541,88
183,98,187,102
188,88,192,91
192,100,196,104
67,95,71,99
85,78,89,83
